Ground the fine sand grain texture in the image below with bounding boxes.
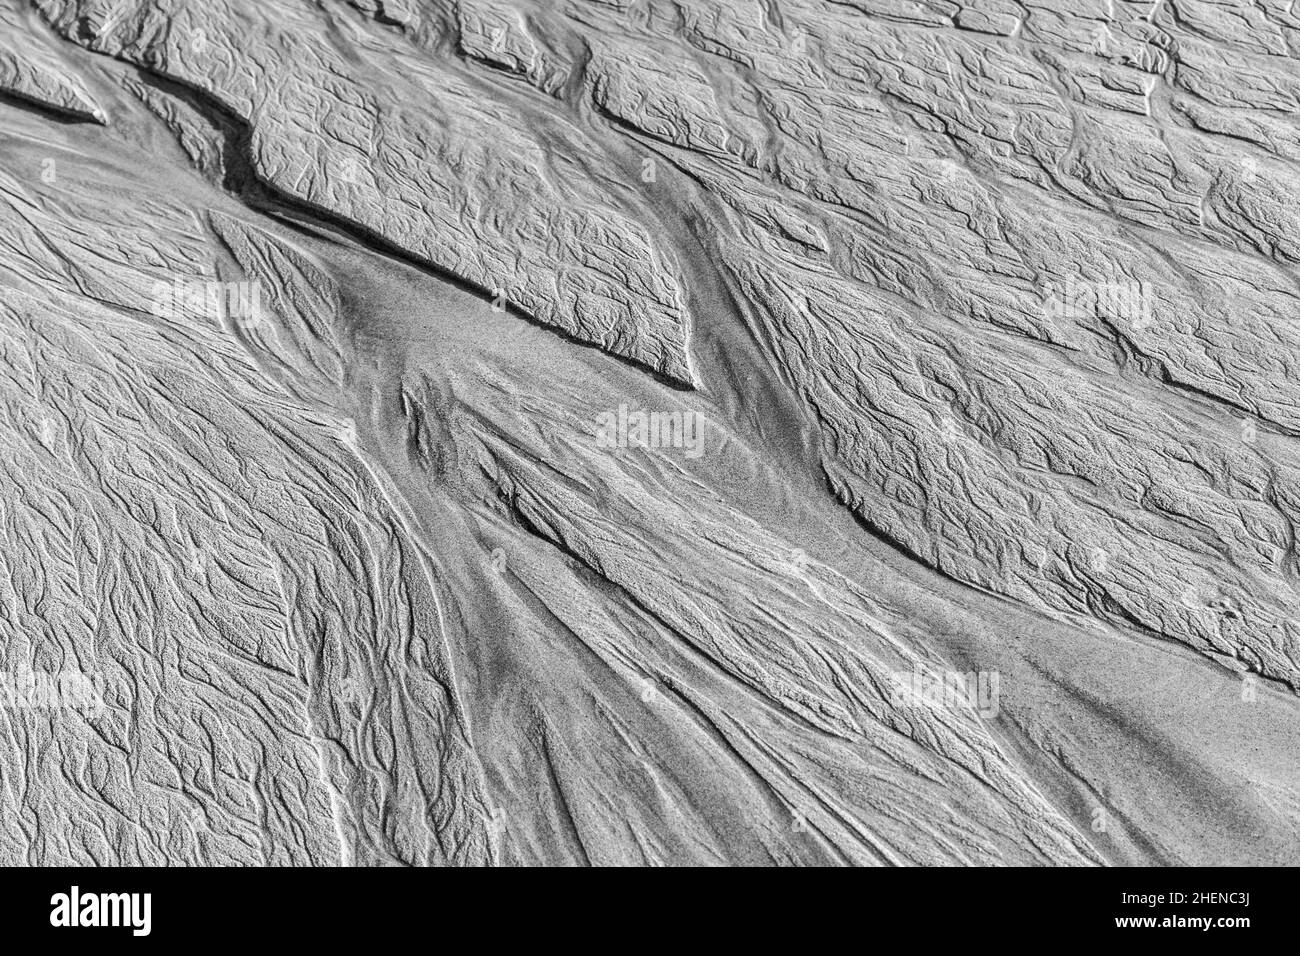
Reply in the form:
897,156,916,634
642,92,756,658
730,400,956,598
0,0,1296,865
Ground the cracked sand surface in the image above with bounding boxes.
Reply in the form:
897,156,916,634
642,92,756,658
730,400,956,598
0,0,1296,865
